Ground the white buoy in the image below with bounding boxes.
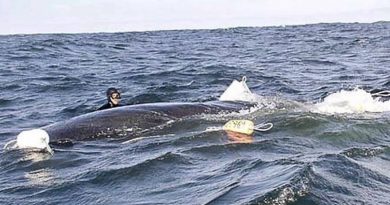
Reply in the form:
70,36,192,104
219,76,257,102
14,129,53,154
223,120,255,135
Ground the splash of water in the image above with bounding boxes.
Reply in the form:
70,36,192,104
313,88,390,114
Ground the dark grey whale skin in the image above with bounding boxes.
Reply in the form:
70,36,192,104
43,101,255,144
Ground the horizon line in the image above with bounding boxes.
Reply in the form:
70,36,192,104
1,20,389,37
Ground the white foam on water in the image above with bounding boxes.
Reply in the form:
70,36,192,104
219,76,294,113
217,76,293,118
313,88,390,114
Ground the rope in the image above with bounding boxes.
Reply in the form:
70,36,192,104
371,90,390,97
254,122,273,132
3,140,17,150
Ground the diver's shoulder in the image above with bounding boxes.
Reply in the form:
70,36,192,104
97,103,111,111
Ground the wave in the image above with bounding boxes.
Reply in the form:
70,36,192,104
341,146,388,158
310,152,390,204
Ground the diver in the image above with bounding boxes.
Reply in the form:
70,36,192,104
98,87,122,110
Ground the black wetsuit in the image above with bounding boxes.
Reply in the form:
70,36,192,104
97,102,121,111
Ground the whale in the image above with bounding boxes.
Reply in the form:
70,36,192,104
43,101,256,145
5,101,256,153
5,77,260,152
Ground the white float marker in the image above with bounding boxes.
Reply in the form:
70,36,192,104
4,129,54,155
223,120,273,135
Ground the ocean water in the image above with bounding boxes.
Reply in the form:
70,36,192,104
0,22,390,205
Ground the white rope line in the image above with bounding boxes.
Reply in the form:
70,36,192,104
254,122,273,132
3,140,17,150
371,90,390,97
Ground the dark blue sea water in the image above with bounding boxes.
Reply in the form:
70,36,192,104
1,22,390,205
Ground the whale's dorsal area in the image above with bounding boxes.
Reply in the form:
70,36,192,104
43,101,255,144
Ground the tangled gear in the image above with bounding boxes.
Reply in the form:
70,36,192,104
223,120,273,135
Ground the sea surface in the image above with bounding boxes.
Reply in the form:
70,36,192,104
0,22,390,205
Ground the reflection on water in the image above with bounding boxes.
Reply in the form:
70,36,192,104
20,150,52,162
25,168,56,186
20,152,56,186
226,131,254,143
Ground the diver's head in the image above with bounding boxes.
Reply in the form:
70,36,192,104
106,87,121,105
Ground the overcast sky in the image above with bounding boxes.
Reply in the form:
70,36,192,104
1,0,390,35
